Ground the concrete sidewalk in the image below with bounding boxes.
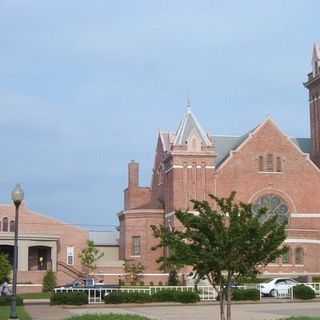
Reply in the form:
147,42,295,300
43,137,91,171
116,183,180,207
69,302,320,320
25,305,72,320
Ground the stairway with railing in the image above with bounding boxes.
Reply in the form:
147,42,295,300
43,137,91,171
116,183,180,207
58,261,86,280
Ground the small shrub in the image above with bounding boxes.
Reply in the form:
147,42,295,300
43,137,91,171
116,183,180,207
118,279,125,286
51,292,88,305
0,295,23,306
158,281,163,286
42,271,57,292
232,288,260,301
168,270,179,286
139,281,144,286
149,282,154,286
293,284,315,300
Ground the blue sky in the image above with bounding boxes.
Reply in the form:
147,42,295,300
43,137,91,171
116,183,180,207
0,0,319,229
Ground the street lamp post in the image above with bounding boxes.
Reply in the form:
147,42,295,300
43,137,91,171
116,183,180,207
10,184,24,320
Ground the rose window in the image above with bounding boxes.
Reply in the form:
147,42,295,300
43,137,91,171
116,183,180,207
252,194,289,224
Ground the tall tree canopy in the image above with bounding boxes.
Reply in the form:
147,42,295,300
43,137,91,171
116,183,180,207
152,192,287,320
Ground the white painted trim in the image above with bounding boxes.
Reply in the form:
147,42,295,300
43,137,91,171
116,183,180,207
119,209,164,216
285,238,320,244
288,228,319,232
12,284,43,287
165,210,198,218
165,165,215,173
91,273,169,276
291,213,320,218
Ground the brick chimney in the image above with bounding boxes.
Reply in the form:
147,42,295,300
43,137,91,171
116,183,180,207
128,160,139,187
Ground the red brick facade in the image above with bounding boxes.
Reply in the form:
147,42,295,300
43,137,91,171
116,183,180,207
119,44,320,280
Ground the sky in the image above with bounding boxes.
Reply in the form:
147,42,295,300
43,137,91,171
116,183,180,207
0,0,319,230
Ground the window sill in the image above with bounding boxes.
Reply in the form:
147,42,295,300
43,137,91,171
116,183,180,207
130,255,141,258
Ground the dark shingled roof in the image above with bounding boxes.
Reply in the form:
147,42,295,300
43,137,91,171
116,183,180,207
213,134,312,167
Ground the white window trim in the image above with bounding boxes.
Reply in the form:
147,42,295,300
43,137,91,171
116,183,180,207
67,246,75,266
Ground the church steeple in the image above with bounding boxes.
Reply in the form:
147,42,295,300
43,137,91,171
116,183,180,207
174,106,212,149
304,42,320,167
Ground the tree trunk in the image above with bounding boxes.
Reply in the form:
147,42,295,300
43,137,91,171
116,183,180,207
226,285,231,320
219,289,226,320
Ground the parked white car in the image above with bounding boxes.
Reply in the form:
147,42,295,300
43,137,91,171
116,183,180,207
258,278,314,297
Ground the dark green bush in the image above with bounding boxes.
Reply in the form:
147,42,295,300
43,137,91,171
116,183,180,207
232,288,260,301
174,291,200,303
104,289,199,304
0,295,23,306
152,289,176,301
42,271,57,292
105,291,152,304
51,292,88,305
293,284,315,300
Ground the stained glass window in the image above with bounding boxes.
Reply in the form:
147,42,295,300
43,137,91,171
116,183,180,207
252,194,289,224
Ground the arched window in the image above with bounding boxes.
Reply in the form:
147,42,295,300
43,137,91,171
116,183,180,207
266,154,274,172
252,194,289,224
9,220,15,232
2,217,8,232
295,247,304,265
258,156,264,171
276,157,282,172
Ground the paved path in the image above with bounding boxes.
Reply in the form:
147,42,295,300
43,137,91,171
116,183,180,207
25,302,320,320
69,302,320,320
25,305,72,320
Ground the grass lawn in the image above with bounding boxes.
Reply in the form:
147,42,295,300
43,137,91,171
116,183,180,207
283,318,320,320
0,306,31,320
66,314,152,320
20,291,51,299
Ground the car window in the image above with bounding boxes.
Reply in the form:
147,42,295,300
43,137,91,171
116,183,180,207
276,280,286,285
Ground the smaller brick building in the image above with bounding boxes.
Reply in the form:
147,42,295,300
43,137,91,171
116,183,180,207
0,204,122,292
119,43,320,282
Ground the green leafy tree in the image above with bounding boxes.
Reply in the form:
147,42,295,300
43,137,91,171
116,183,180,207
0,253,11,284
79,240,104,273
123,260,144,285
152,192,287,320
42,270,57,292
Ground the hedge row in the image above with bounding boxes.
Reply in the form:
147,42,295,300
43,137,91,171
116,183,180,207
293,285,315,300
0,295,24,306
104,290,200,304
51,292,88,305
232,288,260,301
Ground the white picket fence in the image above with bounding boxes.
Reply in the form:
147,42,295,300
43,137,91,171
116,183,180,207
54,285,217,304
53,282,320,304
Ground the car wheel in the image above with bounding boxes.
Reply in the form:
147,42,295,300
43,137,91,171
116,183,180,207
270,289,278,297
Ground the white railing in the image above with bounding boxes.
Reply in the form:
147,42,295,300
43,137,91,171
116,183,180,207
53,282,320,304
54,285,218,304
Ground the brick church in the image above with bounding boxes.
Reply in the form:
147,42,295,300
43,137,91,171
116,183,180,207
119,43,320,281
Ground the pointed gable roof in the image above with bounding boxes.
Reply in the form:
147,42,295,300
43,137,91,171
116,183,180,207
174,109,211,146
